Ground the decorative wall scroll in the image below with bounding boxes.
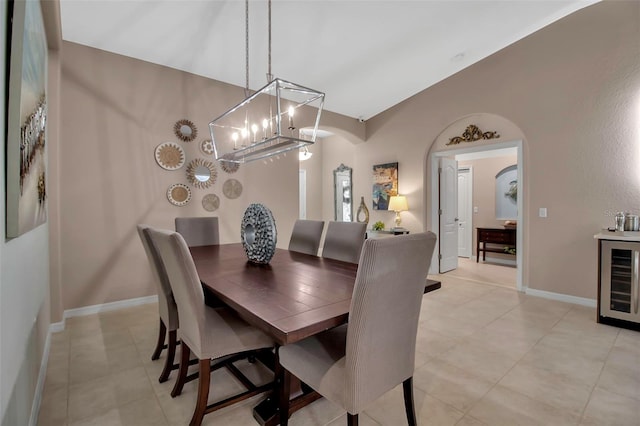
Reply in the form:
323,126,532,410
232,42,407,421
446,124,500,145
173,119,198,142
167,183,191,206
155,142,185,170
372,162,398,210
186,158,217,189
202,194,220,212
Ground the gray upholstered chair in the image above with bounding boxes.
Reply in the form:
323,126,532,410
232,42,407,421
175,216,219,247
321,221,367,263
147,227,274,426
278,232,437,426
137,224,179,383
288,219,325,256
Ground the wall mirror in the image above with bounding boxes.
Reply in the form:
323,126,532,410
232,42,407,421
186,158,217,189
334,164,352,221
174,119,198,142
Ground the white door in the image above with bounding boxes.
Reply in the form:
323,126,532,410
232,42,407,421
457,167,472,258
439,157,458,272
299,169,307,219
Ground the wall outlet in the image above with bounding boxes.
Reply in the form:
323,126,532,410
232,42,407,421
539,207,548,218
473,206,478,213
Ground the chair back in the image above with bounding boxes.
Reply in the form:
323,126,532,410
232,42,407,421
148,228,207,353
344,232,437,412
321,221,367,263
136,224,178,330
175,217,219,247
288,220,325,256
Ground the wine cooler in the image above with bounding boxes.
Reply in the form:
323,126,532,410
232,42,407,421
599,240,640,330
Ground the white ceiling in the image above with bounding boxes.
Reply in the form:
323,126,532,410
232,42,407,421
59,0,599,120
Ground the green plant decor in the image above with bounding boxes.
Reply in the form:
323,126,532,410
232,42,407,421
372,221,385,231
504,247,516,255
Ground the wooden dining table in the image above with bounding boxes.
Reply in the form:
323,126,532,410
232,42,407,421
189,243,359,425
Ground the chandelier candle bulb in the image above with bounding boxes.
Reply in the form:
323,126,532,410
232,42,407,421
251,124,258,142
262,119,269,139
288,106,295,129
232,132,239,150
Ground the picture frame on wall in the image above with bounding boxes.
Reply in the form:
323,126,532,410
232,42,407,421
5,0,48,238
372,162,398,210
496,164,517,220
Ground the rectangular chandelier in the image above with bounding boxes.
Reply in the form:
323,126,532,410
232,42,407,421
209,78,325,164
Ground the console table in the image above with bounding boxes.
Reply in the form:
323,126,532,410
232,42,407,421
476,227,516,262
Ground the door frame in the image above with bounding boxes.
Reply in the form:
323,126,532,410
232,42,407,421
429,140,524,292
458,166,473,258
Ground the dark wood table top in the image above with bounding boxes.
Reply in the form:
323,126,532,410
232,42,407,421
190,243,358,346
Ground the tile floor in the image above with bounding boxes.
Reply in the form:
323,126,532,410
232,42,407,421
37,268,640,426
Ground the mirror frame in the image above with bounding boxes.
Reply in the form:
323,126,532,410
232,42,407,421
186,158,217,189
333,163,353,222
174,119,198,142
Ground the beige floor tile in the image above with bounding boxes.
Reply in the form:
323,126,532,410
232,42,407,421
285,396,344,426
498,363,594,416
467,326,541,361
597,352,640,401
67,375,117,423
435,340,520,383
67,408,122,426
68,345,110,384
415,327,460,359
37,385,68,426
117,396,169,426
535,329,615,363
614,328,640,353
455,416,488,426
441,299,512,328
467,384,581,425
110,365,156,406
326,412,380,426
422,315,483,339
477,287,526,308
413,359,494,412
105,344,145,373
198,394,268,426
580,386,640,426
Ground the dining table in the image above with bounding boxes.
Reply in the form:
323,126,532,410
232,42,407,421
189,243,359,425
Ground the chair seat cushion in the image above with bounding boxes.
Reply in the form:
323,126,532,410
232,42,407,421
279,324,348,407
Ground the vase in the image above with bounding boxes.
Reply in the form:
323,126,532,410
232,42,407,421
356,196,369,224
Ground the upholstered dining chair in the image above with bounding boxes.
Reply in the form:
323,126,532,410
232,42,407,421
148,227,275,426
278,232,437,426
137,224,180,383
288,219,325,256
321,221,367,263
175,216,219,247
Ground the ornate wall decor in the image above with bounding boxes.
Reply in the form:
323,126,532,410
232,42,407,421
202,194,220,212
241,203,277,264
186,158,217,189
199,139,214,156
446,124,500,145
223,178,243,199
173,119,198,142
356,196,369,224
155,142,185,170
220,158,240,174
167,183,191,206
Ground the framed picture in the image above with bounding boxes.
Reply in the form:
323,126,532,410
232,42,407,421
372,162,398,210
496,164,517,220
5,0,48,238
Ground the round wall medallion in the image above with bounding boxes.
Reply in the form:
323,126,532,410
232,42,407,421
167,183,191,206
173,119,198,142
241,203,277,264
202,194,220,212
200,139,214,156
220,159,240,174
223,179,243,199
186,158,217,189
155,142,185,170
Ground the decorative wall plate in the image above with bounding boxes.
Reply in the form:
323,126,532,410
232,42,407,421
186,158,217,189
202,194,220,212
222,179,243,199
174,119,198,142
200,139,214,156
167,183,191,206
241,203,277,264
220,159,240,174
155,142,185,170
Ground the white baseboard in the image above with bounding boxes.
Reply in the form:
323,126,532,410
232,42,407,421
63,295,158,319
28,327,51,426
525,287,597,308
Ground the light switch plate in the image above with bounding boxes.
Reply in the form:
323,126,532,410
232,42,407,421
539,207,548,218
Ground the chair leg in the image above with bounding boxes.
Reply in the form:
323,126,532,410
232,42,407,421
171,342,191,398
402,377,417,426
158,329,177,383
278,367,292,426
347,413,359,426
189,359,211,426
151,318,167,360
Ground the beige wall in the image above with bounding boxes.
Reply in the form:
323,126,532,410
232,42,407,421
57,41,362,310
459,155,518,260
355,0,640,300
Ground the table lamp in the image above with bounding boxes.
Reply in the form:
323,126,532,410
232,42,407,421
388,195,408,228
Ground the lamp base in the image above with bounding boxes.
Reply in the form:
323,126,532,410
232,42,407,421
395,211,401,227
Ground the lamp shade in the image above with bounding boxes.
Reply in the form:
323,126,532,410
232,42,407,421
388,195,408,212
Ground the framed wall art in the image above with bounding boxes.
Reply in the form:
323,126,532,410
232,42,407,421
5,0,48,238
372,162,398,210
496,164,517,220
